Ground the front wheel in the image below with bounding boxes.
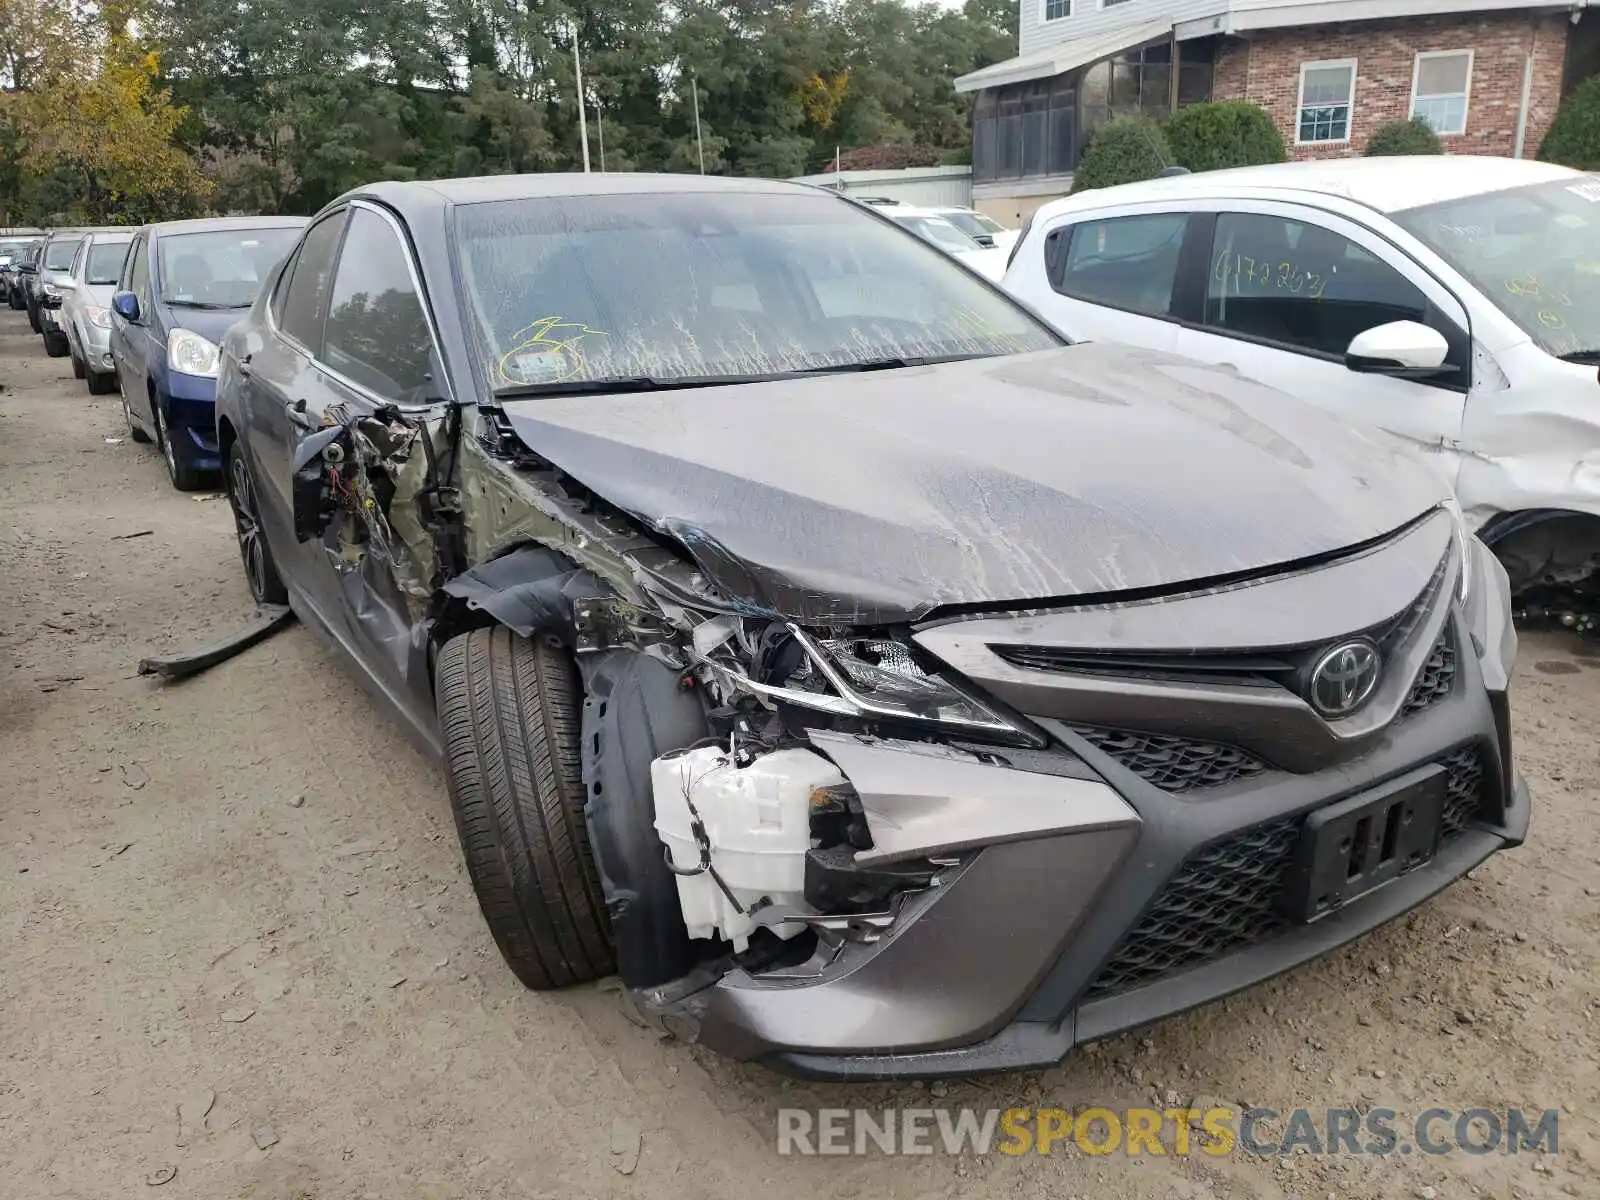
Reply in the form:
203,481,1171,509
226,442,287,605
154,398,206,491
435,627,616,989
43,328,68,358
86,369,116,396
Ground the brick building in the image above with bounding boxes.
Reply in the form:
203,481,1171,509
955,0,1600,222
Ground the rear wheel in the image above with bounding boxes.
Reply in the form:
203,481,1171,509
226,442,287,605
87,369,116,396
69,339,86,378
27,304,41,334
118,381,151,443
43,328,67,357
435,627,615,989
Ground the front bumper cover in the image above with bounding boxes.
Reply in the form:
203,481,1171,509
635,531,1526,1080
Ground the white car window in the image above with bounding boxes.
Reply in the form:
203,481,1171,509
1391,176,1600,360
1052,213,1187,316
1205,213,1429,358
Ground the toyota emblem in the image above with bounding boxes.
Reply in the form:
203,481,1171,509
1308,639,1382,717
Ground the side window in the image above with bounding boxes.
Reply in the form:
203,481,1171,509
1050,213,1188,316
321,207,438,401
127,239,151,309
279,212,346,354
1205,213,1428,357
270,245,300,325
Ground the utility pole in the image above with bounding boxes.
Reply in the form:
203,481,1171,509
691,76,705,174
572,22,591,173
596,97,606,171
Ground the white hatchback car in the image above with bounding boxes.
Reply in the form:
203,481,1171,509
1003,156,1600,606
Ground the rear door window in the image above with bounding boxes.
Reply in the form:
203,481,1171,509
1204,213,1429,356
277,212,346,355
320,207,438,402
1051,213,1188,316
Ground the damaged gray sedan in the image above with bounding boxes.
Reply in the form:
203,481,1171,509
214,174,1530,1079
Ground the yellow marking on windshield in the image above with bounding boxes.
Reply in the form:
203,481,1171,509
496,316,609,386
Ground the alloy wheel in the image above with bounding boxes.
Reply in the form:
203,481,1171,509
230,451,269,603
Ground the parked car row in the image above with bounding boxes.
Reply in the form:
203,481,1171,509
6,166,1548,1081
11,217,306,490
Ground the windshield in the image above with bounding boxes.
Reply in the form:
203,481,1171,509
942,210,1007,240
157,226,302,307
1392,175,1600,357
0,239,30,263
85,240,131,285
44,237,83,271
453,190,1059,391
890,214,981,254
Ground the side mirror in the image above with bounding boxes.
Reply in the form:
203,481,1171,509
56,278,77,291
1345,320,1452,377
112,291,140,322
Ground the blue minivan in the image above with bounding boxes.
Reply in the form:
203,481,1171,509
111,216,307,490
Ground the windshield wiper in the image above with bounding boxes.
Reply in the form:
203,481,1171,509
164,299,242,310
1557,349,1600,365
492,355,997,399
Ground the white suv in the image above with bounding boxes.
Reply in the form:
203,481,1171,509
1002,156,1600,605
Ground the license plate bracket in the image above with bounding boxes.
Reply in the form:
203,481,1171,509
1281,765,1446,923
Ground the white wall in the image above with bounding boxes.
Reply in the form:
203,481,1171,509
1020,0,1233,55
788,165,974,208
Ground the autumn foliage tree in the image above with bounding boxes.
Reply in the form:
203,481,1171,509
11,36,209,221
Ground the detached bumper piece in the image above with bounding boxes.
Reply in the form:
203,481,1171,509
137,605,295,680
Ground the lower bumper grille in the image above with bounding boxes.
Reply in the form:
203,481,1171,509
1071,727,1267,793
1084,746,1488,1000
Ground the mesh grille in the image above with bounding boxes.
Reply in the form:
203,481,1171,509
1083,818,1298,998
1085,747,1489,999
1070,727,1268,793
1401,631,1457,718
1440,745,1484,835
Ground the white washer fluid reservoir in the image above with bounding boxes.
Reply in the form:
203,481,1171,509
650,743,847,951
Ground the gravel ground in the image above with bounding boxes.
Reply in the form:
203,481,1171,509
1,308,1596,1200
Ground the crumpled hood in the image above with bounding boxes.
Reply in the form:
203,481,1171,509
499,344,1449,624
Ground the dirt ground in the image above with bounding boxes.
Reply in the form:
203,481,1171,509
0,307,1596,1200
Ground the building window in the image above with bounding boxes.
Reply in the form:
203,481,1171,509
1411,50,1472,135
1297,59,1356,144
1100,0,1137,7
1043,0,1070,20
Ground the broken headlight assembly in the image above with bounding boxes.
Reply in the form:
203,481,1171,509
690,617,1041,746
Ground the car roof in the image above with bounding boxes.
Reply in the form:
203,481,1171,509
1037,155,1584,221
345,172,821,224
144,215,309,237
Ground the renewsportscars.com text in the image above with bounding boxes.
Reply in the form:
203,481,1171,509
776,1106,1560,1158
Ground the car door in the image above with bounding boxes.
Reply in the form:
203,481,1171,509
242,208,350,623
308,201,452,726
111,235,153,417
1025,208,1195,354
1172,203,1473,488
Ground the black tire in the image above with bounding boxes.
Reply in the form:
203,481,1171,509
154,398,206,491
86,369,116,396
436,626,615,989
26,305,40,334
226,441,288,605
69,344,86,378
44,329,68,358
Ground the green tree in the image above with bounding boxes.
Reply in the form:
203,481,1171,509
1071,116,1172,193
1165,100,1287,172
1539,75,1600,170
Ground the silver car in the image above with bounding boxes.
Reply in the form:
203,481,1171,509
58,229,134,394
